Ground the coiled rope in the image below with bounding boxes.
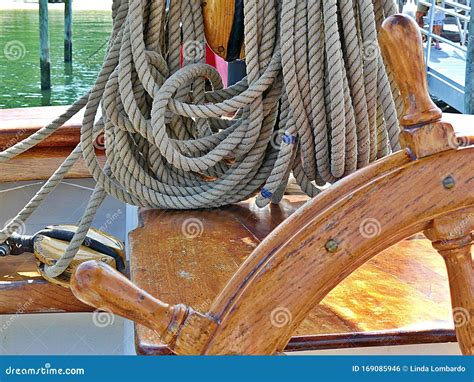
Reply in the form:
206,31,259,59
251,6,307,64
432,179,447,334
1,0,402,278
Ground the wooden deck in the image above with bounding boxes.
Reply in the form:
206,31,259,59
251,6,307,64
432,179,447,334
426,43,467,112
129,197,464,354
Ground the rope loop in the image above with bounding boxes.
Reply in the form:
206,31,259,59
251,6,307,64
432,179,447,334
0,0,403,277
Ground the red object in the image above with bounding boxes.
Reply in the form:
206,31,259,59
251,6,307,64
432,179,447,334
206,46,228,87
179,44,228,87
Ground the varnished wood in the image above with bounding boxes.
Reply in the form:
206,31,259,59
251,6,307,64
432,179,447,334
380,16,472,355
0,106,106,312
380,15,458,159
71,260,217,353
285,330,456,352
202,148,474,354
379,14,442,127
425,208,474,355
71,145,474,354
203,0,245,61
0,106,104,182
399,121,457,159
127,201,458,355
36,236,118,288
0,106,83,148
72,261,186,337
0,146,105,182
0,253,92,314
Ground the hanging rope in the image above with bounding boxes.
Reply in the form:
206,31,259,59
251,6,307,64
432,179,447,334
1,0,402,278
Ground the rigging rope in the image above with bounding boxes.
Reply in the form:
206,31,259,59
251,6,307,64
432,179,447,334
1,0,402,278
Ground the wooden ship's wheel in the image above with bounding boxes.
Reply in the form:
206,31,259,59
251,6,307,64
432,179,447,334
69,15,474,355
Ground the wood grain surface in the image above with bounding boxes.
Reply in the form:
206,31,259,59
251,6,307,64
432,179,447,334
0,146,105,182
0,105,83,148
0,253,92,314
129,195,464,354
203,0,244,60
0,106,104,182
379,15,442,127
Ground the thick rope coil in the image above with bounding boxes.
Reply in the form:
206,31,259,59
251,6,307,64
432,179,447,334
1,0,401,277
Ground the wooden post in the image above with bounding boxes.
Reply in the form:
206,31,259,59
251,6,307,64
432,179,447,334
64,0,72,62
424,208,474,355
39,0,51,90
464,0,474,113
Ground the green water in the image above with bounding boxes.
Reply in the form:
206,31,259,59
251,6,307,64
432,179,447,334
0,9,111,109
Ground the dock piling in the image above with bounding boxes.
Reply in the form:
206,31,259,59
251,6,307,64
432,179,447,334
39,0,51,90
64,0,72,62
